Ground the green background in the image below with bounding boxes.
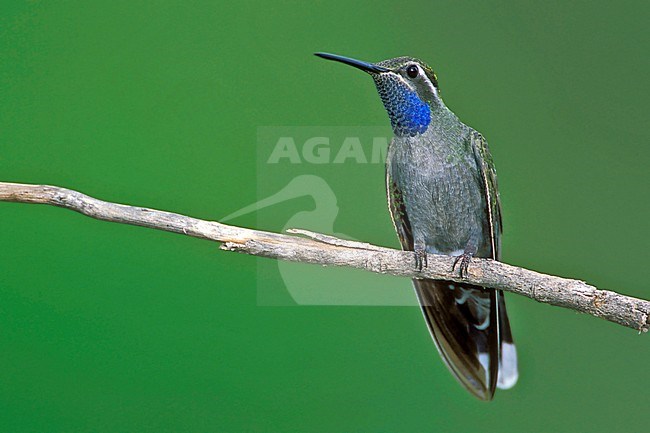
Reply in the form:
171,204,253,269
1,1,648,432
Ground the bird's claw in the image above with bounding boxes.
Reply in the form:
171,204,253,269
414,249,428,272
452,252,473,278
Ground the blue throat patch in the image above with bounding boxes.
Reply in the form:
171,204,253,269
376,79,431,137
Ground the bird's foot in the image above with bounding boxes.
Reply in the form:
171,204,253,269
452,252,474,279
414,247,428,272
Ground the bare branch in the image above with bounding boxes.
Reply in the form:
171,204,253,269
1,181,648,333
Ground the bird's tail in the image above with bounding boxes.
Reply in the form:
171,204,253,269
496,290,518,390
413,279,517,400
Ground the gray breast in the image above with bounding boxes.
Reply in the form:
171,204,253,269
387,129,490,256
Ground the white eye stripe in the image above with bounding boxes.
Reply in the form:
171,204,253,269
400,64,439,98
389,66,439,100
421,71,439,98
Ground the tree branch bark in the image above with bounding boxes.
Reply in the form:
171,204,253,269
1,181,648,333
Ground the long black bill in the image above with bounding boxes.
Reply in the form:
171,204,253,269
314,52,389,74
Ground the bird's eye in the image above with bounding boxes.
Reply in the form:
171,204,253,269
406,65,419,78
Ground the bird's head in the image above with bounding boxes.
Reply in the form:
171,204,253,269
315,52,442,137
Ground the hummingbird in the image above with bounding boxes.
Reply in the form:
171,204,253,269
315,52,518,400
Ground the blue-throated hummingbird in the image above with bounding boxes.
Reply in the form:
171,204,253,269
316,52,518,400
